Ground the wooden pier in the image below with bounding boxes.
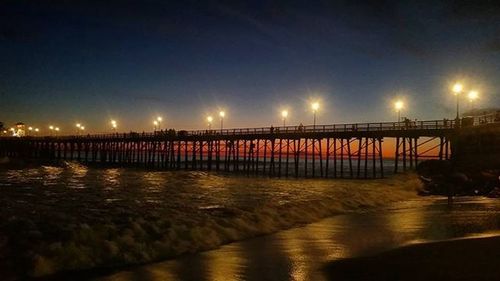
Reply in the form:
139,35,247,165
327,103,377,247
0,120,458,178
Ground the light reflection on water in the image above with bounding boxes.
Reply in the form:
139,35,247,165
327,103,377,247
0,164,499,281
94,198,500,281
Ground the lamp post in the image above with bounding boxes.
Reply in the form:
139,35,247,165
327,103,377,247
468,90,478,110
394,100,404,127
111,120,117,132
219,111,225,132
54,127,60,136
76,123,81,135
452,83,463,120
49,125,54,136
28,127,33,136
153,120,158,132
156,117,162,130
281,110,288,127
311,102,319,130
207,116,213,130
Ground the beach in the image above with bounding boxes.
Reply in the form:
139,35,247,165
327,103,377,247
324,235,500,281
0,163,420,279
91,196,500,281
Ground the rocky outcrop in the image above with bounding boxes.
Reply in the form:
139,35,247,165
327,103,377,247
416,160,499,197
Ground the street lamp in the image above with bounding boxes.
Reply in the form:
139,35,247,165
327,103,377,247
452,82,463,119
49,125,54,136
468,90,478,109
219,111,225,132
111,120,117,132
55,127,60,136
207,116,213,130
156,117,162,130
76,123,81,135
394,100,404,126
28,127,33,136
311,102,319,130
281,110,288,127
153,120,158,131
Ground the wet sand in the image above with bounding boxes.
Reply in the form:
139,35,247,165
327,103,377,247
92,197,500,281
324,235,500,281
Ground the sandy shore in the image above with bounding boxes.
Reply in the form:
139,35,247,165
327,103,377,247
324,235,500,281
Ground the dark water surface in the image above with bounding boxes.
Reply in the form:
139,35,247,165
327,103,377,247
94,197,500,281
0,163,417,279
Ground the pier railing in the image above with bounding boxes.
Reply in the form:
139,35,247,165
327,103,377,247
19,119,459,140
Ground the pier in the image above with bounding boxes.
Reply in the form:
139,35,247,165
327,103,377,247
1,119,478,178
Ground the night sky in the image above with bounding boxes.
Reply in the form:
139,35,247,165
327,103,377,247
1,0,500,133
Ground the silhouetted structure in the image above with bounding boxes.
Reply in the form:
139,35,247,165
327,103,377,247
1,115,498,178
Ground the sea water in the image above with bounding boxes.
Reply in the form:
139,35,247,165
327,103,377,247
0,162,419,278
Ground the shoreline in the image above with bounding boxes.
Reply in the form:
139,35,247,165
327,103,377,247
324,235,500,281
0,167,421,279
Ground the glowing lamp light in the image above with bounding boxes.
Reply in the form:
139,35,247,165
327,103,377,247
207,116,213,123
468,90,478,101
80,126,85,130
55,127,60,131
394,100,404,110
76,123,81,128
281,110,288,118
28,127,33,131
35,128,39,132
452,83,463,95
49,125,54,130
219,111,225,118
153,120,158,125
157,116,162,122
311,102,320,112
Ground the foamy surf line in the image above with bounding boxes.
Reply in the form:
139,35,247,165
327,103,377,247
0,170,420,279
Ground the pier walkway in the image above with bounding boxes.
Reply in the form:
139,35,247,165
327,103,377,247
1,116,498,178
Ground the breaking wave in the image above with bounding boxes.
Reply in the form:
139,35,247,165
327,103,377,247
0,164,420,278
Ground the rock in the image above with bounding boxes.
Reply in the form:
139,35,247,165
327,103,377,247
487,187,500,198
416,160,453,177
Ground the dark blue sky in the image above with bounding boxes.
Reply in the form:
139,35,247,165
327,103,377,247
1,0,500,133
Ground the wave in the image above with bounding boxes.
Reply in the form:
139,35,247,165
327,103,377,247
0,170,421,278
